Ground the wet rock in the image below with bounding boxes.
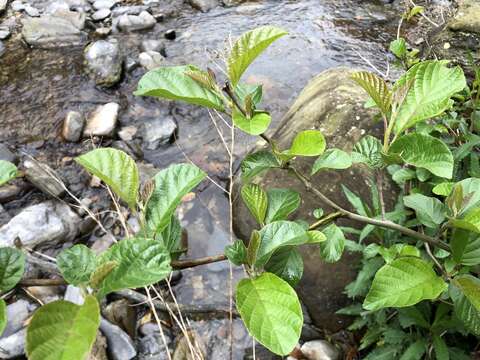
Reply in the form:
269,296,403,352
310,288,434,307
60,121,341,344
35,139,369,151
188,0,219,12
222,0,247,6
22,14,86,47
138,50,164,70
84,40,122,87
25,286,63,303
10,0,23,11
137,329,171,360
142,117,177,150
24,159,65,197
91,232,115,254
24,4,40,17
83,102,119,137
93,0,117,10
117,11,156,32
233,68,392,331
0,201,81,248
112,141,142,160
111,5,148,17
0,183,25,204
140,39,165,54
64,285,84,305
0,143,16,163
45,1,69,14
164,29,176,40
449,0,480,34
0,0,7,12
62,110,85,142
100,318,137,360
88,332,109,360
3,300,36,337
0,26,10,40
0,205,10,226
92,8,111,21
0,328,26,358
118,126,137,142
244,345,281,360
103,299,136,338
0,42,4,57
301,340,340,360
52,9,86,29
95,27,111,37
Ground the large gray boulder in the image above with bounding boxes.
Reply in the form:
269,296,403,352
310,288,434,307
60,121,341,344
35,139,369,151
233,68,395,331
0,201,81,248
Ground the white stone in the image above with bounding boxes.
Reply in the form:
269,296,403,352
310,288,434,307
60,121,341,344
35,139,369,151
92,8,110,21
83,102,119,137
301,340,340,360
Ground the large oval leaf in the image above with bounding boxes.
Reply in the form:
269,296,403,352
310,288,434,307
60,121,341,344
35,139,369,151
256,221,308,266
241,184,268,225
0,160,17,186
241,150,280,181
264,247,304,287
233,110,271,135
451,275,480,335
96,237,171,298
76,148,139,210
144,163,206,235
235,272,303,355
265,188,300,224
57,245,97,286
451,229,480,266
134,65,224,110
351,71,391,114
389,133,454,179
285,130,326,157
452,208,480,234
457,178,480,215
227,26,288,86
26,295,100,360
0,247,25,292
312,148,352,174
363,257,447,311
351,135,384,169
393,61,466,134
403,194,446,228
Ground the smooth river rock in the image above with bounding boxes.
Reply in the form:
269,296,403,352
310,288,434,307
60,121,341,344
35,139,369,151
84,39,123,87
233,68,395,332
62,110,85,142
83,102,119,137
100,318,137,360
0,201,81,248
449,0,480,34
117,11,156,32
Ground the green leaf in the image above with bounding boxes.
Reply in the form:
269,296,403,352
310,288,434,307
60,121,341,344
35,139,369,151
227,26,288,86
233,110,271,135
390,38,407,59
241,150,280,181
0,247,25,292
319,224,345,263
433,335,449,360
389,133,454,178
363,257,447,311
313,208,324,219
265,247,303,286
392,61,466,134
96,237,171,298
403,194,446,228
398,306,431,329
157,216,183,258
145,163,206,235
57,245,97,286
265,188,300,223
306,230,326,243
76,148,139,210
451,208,480,233
351,135,384,169
433,182,455,196
256,221,309,266
285,130,326,157
0,299,6,336
225,240,247,266
26,295,100,360
247,230,261,267
399,340,427,360
235,83,263,107
134,65,224,110
451,275,480,335
235,272,302,355
0,160,17,186
406,5,424,20
241,184,268,225
89,261,117,290
457,178,480,215
392,168,416,185
342,185,370,217
451,229,480,266
311,149,352,174
351,71,391,114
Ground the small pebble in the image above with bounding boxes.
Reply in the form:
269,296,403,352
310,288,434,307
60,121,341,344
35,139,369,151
164,29,176,40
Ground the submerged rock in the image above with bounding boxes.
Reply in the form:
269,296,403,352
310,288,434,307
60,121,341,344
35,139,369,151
22,14,86,47
84,40,123,87
233,68,393,331
0,201,81,248
188,0,219,12
138,50,164,70
117,11,156,32
0,143,16,164
62,110,85,142
83,102,119,137
142,117,177,150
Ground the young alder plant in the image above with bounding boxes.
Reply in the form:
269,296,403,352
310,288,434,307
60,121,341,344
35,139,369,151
0,25,478,360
